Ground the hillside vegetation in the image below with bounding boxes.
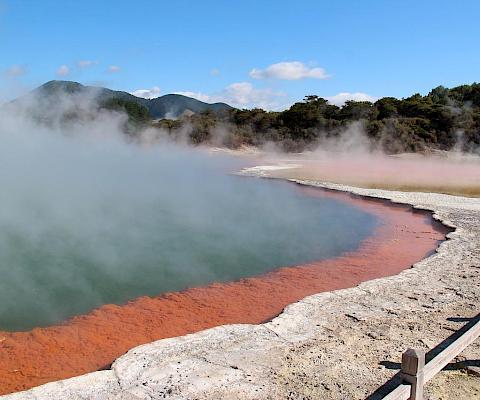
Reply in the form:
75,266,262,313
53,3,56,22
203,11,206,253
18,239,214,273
156,83,480,153
6,81,480,154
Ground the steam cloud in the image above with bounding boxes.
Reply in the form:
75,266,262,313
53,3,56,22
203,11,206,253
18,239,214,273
0,92,376,331
248,121,480,197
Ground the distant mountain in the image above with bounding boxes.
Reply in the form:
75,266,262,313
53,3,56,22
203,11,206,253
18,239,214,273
12,80,233,119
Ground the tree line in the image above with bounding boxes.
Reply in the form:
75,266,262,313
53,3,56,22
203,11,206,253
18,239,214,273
114,83,480,153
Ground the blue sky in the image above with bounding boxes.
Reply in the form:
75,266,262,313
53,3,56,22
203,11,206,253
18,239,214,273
1,0,479,109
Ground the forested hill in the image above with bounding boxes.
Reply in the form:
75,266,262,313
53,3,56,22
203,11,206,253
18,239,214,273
157,83,480,153
14,80,232,119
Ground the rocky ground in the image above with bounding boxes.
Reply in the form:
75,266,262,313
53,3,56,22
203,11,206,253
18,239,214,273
3,175,480,400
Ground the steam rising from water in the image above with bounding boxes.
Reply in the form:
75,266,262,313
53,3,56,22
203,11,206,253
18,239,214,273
250,122,480,197
0,105,377,331
263,148,480,197
2,86,477,332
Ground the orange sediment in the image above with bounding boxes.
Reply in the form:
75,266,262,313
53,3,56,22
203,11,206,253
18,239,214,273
0,185,449,395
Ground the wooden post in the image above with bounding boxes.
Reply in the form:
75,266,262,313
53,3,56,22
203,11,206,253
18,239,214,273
401,348,425,400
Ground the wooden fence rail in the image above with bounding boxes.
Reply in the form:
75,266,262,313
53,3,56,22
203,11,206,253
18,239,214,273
383,317,480,400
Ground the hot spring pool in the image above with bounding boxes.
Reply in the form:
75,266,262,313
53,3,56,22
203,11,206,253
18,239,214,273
0,142,378,331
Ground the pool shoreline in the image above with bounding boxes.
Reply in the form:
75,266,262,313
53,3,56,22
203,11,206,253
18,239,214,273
0,180,448,395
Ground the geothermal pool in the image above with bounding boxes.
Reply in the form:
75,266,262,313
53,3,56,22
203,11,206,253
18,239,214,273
0,117,449,395
0,141,448,394
0,144,378,332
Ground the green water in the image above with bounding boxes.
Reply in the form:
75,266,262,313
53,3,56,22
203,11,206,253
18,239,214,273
0,143,377,331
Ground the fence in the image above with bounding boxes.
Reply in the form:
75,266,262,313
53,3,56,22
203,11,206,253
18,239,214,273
382,316,480,400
